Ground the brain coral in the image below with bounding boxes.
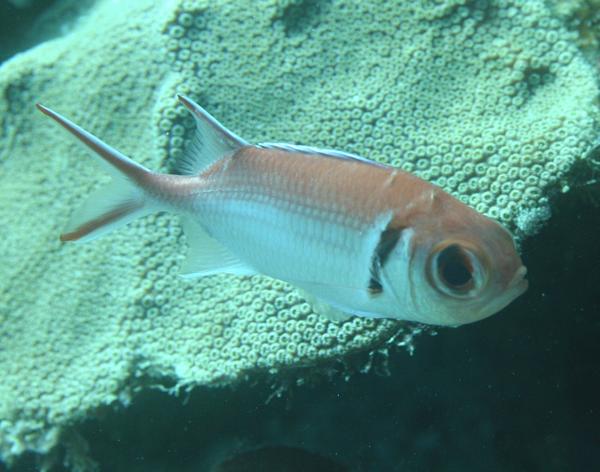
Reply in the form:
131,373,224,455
0,0,598,468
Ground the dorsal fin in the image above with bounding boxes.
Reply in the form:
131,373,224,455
257,142,387,168
175,95,248,175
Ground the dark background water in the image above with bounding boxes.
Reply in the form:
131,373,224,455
5,181,599,472
0,0,92,65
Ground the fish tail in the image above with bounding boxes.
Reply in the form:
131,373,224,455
36,103,159,242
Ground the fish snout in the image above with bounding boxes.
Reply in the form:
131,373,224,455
508,265,528,296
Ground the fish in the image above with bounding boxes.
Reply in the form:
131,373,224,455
35,95,528,327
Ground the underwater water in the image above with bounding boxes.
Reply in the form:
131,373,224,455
1,0,599,471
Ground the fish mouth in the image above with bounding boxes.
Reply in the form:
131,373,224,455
508,265,528,297
480,265,528,320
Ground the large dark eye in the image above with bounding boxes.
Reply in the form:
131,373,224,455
426,243,481,298
437,245,473,290
427,241,487,298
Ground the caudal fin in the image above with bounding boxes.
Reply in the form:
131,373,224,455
36,103,155,242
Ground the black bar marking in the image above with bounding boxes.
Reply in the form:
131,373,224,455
368,226,403,295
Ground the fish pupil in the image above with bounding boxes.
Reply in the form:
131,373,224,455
438,245,472,289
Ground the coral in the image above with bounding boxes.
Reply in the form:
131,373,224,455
545,0,600,57
0,0,598,468
157,0,598,228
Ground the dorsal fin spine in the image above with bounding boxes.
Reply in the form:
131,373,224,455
176,95,248,175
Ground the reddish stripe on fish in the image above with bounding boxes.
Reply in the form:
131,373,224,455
36,103,150,184
202,145,440,228
60,200,143,242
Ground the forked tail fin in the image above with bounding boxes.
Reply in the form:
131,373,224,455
36,103,156,242
36,95,249,274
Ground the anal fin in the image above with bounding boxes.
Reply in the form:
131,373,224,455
297,289,353,323
180,217,256,278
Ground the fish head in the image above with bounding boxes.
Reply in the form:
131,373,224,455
387,193,528,326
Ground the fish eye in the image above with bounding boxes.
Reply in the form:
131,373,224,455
428,242,485,298
437,245,473,291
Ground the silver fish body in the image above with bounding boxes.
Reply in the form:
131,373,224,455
36,96,528,326
182,145,414,320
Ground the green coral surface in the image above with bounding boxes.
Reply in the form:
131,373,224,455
0,0,598,468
